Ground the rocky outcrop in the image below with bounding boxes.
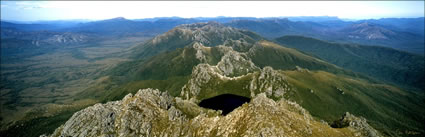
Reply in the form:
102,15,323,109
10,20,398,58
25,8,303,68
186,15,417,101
45,101,122,137
151,21,260,47
344,22,396,40
181,48,289,101
331,112,382,137
216,46,259,77
180,64,213,101
249,67,290,98
42,89,377,137
45,32,88,44
1,29,89,46
192,42,209,63
45,89,182,137
181,45,259,101
223,39,255,52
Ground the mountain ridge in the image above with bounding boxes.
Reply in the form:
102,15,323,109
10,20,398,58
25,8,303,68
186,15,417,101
275,35,424,90
41,88,382,137
56,22,424,137
1,21,424,137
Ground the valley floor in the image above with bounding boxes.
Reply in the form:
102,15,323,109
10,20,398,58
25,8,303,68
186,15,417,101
0,36,151,134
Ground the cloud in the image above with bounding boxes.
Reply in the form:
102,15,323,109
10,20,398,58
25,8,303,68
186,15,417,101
14,1,42,10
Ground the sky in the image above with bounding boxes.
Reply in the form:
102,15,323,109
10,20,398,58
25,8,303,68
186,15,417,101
1,1,424,21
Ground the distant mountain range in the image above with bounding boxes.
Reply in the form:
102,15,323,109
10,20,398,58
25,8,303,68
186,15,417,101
226,18,424,54
2,16,423,54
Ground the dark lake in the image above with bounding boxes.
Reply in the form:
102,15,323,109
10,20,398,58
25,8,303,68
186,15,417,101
199,94,250,115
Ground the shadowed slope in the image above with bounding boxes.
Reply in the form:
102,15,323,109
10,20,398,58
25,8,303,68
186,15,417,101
275,35,424,90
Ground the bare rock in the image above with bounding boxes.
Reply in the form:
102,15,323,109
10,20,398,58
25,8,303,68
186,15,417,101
249,67,290,98
216,48,259,77
331,112,382,137
43,89,380,137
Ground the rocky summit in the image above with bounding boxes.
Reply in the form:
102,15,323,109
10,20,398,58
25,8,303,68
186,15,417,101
41,88,380,137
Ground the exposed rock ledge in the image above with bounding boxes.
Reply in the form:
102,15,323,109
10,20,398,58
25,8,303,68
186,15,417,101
42,88,381,137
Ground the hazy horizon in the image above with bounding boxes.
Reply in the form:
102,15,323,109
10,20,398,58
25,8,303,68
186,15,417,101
2,16,425,23
1,1,424,22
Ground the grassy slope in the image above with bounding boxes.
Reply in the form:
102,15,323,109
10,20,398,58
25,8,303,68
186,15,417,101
134,47,200,81
250,41,374,81
129,29,194,59
283,70,425,137
275,35,425,90
75,45,202,103
0,110,76,137
196,74,253,101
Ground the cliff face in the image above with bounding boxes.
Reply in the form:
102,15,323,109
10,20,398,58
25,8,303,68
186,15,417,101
42,89,380,137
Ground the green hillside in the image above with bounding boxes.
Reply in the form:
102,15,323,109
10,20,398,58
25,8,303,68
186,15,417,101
249,41,370,80
284,70,424,137
275,35,425,90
